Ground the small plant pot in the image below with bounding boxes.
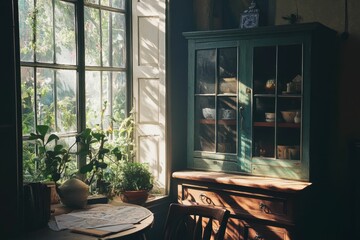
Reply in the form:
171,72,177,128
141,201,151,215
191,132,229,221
44,182,60,204
120,190,149,205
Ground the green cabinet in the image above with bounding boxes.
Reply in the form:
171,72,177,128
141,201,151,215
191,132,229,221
184,23,337,181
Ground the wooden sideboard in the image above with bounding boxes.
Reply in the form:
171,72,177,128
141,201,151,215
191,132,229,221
173,171,312,240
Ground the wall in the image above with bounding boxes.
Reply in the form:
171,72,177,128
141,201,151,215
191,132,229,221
0,0,22,238
275,1,360,142
275,0,360,237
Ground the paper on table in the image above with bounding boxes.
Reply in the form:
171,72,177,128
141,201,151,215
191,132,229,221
54,204,152,230
91,224,135,232
70,224,135,237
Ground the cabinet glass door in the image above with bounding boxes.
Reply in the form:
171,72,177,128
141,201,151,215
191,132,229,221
252,44,302,161
194,47,238,154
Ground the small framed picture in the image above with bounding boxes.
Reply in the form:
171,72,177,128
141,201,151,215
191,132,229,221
240,12,259,29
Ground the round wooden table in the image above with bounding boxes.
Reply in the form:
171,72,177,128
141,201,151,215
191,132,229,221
16,203,154,240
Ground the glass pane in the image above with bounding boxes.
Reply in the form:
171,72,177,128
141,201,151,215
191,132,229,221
253,97,275,158
36,0,54,63
195,96,215,152
86,0,99,4
112,72,127,136
102,72,111,130
196,49,216,94
55,0,76,65
112,0,125,9
37,68,55,130
23,140,38,182
86,71,101,128
101,10,126,67
278,45,302,94
277,98,302,160
101,10,110,67
112,72,127,121
101,0,110,7
85,7,101,66
56,70,77,132
218,48,237,94
21,67,35,135
18,0,34,62
112,12,126,67
57,136,78,179
101,0,125,8
217,97,237,153
253,46,276,94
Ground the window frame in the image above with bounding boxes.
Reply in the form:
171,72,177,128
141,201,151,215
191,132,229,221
19,0,132,175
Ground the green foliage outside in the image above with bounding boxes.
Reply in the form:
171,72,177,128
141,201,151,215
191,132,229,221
20,0,130,192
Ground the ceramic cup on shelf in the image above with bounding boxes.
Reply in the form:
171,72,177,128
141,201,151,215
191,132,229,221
294,111,301,123
277,145,288,159
288,146,300,160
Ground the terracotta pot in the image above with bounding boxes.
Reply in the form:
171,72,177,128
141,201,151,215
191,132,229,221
120,190,149,205
44,182,60,204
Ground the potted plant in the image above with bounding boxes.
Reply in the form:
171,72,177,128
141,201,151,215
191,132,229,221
77,128,110,194
118,161,153,205
29,125,75,184
108,110,154,205
29,125,89,208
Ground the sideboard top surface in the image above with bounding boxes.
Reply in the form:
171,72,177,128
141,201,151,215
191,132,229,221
173,171,311,193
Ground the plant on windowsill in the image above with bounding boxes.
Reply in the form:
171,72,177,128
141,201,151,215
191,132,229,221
108,110,154,205
77,128,112,196
29,125,89,208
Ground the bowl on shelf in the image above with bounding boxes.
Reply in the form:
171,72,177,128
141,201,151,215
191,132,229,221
202,108,216,119
264,112,275,122
280,110,297,123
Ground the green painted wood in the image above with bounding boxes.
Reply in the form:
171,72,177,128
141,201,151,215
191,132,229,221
185,22,337,182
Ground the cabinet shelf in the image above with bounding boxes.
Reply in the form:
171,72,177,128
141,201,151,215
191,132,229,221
253,122,300,128
199,119,237,125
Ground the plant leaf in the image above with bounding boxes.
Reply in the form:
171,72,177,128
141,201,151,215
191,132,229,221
54,144,64,152
36,125,49,137
80,162,94,174
97,162,108,169
46,134,59,145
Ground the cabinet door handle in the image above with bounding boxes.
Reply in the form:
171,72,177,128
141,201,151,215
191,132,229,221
239,106,244,130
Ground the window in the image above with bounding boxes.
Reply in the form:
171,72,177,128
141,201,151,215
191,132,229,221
19,0,167,197
19,0,129,182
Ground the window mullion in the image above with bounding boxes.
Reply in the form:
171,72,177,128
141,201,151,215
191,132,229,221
109,11,113,128
52,0,58,132
76,0,87,169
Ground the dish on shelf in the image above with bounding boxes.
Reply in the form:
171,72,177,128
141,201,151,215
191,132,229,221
264,112,275,122
198,82,215,94
202,108,216,119
219,81,237,93
222,77,237,82
220,108,236,119
281,110,297,123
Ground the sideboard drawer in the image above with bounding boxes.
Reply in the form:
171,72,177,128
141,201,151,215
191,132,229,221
180,184,293,223
245,222,290,240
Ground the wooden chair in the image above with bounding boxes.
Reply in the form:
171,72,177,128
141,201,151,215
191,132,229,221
163,203,230,240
